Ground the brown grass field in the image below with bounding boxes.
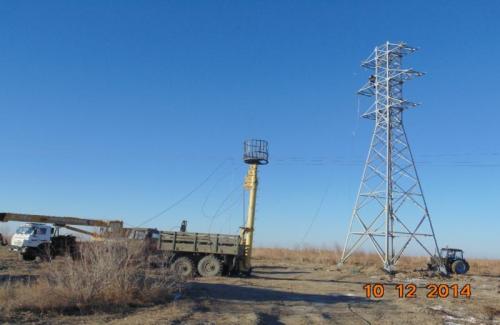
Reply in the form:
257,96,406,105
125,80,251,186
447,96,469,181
0,245,499,324
253,247,500,277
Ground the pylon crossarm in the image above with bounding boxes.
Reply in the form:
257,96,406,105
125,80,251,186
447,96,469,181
358,83,375,96
389,69,422,81
362,102,377,118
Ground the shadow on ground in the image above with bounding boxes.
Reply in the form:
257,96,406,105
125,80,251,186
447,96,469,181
251,273,430,288
255,270,309,275
188,282,372,305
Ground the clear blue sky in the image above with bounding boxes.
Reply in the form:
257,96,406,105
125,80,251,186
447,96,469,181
0,1,498,258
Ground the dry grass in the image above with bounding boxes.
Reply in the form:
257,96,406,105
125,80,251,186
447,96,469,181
253,246,500,275
254,246,342,266
0,240,181,317
253,245,400,268
468,258,500,276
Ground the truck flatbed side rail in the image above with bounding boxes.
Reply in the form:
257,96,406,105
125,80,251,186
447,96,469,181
160,231,242,255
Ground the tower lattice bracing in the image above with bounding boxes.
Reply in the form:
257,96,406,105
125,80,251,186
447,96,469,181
340,42,440,272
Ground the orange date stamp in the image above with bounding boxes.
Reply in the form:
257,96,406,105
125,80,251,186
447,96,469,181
363,283,471,299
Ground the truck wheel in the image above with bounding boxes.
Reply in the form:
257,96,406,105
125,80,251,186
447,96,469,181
37,245,52,262
451,260,467,274
22,249,36,261
197,255,222,277
171,257,195,278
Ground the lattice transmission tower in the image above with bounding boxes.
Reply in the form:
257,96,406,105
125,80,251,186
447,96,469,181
340,42,440,272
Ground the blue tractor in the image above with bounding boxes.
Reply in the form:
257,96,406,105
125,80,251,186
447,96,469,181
429,247,470,275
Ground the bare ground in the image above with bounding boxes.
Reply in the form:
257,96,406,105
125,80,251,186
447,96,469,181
1,246,499,324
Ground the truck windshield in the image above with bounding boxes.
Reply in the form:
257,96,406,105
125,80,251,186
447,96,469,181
16,226,34,235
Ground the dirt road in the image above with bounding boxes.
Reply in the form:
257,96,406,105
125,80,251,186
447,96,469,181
1,247,499,324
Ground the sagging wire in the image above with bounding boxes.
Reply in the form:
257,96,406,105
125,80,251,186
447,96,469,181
137,159,229,227
300,173,334,244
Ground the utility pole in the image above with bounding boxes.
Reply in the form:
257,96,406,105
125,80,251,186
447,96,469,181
340,42,440,272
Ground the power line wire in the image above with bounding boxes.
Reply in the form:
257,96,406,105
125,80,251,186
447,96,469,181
137,159,228,227
208,183,241,233
301,175,334,243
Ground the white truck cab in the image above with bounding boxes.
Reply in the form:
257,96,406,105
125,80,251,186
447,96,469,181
1,212,119,262
10,223,54,252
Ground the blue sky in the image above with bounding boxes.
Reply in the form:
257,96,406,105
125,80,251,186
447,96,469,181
0,1,498,258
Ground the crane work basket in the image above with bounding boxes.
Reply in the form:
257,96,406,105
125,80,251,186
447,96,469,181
243,139,269,165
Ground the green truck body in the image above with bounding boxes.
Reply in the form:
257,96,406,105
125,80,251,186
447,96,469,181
159,231,243,256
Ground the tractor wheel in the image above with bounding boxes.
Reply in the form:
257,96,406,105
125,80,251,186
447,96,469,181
197,255,222,277
171,257,195,278
451,260,468,274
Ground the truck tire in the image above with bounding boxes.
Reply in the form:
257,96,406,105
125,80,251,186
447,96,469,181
22,248,36,261
197,255,222,277
451,260,468,274
171,257,195,278
38,244,52,262
238,267,252,277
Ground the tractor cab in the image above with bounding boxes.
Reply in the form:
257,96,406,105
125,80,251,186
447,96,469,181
441,248,464,260
429,247,470,275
